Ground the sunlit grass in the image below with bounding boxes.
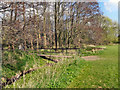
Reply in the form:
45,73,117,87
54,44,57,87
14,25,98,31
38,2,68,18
68,45,118,88
3,45,118,88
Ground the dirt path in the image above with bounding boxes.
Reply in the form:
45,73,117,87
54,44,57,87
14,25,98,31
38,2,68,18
81,56,100,61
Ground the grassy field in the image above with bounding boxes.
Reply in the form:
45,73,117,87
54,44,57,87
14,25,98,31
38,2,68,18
68,45,118,88
3,45,118,88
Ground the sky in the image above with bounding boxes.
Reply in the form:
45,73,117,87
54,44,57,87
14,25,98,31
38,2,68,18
98,0,120,22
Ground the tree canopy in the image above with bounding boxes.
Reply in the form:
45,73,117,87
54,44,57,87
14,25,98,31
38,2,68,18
0,1,118,50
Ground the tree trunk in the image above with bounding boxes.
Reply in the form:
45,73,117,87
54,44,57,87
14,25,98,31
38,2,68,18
55,2,57,50
14,3,17,21
39,33,41,45
43,16,46,48
24,40,27,51
43,33,47,48
31,39,34,50
10,3,13,22
37,35,39,51
23,2,26,51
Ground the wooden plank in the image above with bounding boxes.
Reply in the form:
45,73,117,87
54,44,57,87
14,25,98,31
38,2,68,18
39,56,58,63
37,48,80,50
37,54,72,58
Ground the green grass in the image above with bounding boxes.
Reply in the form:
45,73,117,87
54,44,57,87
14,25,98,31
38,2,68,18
3,45,118,88
68,45,118,88
5,56,87,88
78,49,103,56
2,49,53,79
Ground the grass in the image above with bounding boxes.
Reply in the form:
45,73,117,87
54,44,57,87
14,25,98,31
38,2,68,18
2,49,53,79
5,56,87,88
68,45,118,88
3,45,118,88
78,49,103,56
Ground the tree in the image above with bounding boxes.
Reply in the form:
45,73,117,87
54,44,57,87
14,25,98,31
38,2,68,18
1,1,108,51
101,16,118,44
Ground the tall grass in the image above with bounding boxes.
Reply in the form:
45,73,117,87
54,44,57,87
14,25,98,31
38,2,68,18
5,56,86,88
